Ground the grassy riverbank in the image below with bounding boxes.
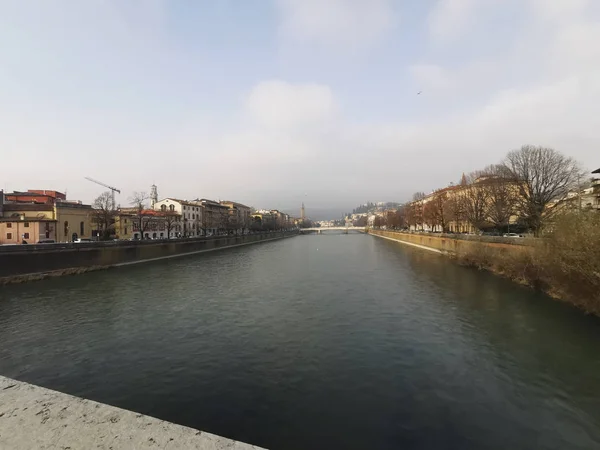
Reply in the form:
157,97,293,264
455,212,600,315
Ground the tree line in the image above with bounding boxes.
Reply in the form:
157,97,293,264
376,145,583,236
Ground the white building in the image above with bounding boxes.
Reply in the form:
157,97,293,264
153,198,203,238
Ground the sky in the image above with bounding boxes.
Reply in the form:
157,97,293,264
1,0,599,218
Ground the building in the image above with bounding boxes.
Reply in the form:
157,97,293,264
0,189,93,244
5,190,66,205
55,202,94,242
220,201,252,234
196,199,229,235
115,209,170,240
555,168,600,212
401,175,524,233
113,212,135,240
251,211,275,230
270,210,290,230
0,203,56,244
153,198,201,238
150,184,158,209
590,168,600,210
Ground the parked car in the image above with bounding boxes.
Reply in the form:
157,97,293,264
503,233,522,238
74,238,93,243
37,239,56,244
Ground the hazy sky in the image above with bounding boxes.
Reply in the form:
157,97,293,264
1,0,599,216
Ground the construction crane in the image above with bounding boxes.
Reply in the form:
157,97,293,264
85,177,121,209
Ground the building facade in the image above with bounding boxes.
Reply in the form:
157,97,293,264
55,202,94,242
0,190,93,244
0,204,56,244
220,201,251,234
153,198,201,238
197,199,229,236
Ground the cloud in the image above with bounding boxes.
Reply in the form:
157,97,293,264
275,0,395,49
1,0,599,213
528,0,590,23
409,64,452,91
427,0,479,41
244,80,336,129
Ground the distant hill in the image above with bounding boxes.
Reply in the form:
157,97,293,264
280,202,401,221
349,201,401,215
282,207,347,221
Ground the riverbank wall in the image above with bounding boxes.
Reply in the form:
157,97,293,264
368,229,527,256
0,375,265,449
0,232,297,285
369,229,600,316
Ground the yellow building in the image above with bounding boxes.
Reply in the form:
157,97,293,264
406,175,522,234
0,203,57,244
114,212,135,240
54,202,94,242
0,190,94,244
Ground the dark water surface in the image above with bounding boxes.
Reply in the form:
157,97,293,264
1,235,599,449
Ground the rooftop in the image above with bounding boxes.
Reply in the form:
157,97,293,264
156,198,199,206
220,200,251,209
3,204,54,212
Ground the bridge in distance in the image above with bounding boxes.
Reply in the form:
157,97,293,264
299,226,366,234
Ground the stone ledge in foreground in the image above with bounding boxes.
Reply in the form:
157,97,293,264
0,376,266,450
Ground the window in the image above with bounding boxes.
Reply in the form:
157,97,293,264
6,233,12,240
24,232,30,239
24,222,29,228
160,232,164,238
152,232,157,239
64,221,69,237
80,221,84,236
161,205,166,211
124,227,128,234
6,223,12,228
169,205,175,212
192,214,195,219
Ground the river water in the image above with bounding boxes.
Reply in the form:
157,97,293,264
1,234,599,449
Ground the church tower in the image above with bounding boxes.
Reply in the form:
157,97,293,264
150,184,158,209
300,202,305,220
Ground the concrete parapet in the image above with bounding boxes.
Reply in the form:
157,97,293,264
0,376,265,450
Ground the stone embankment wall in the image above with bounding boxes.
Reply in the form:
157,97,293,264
0,232,297,284
368,229,527,256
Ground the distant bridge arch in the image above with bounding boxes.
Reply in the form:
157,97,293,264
299,226,366,234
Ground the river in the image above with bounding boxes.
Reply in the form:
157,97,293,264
1,234,599,449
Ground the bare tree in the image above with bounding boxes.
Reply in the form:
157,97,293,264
92,191,116,240
481,164,517,232
446,193,466,233
373,216,384,228
428,191,451,232
228,210,241,236
502,145,582,235
129,191,151,239
460,174,490,232
422,201,436,232
160,210,181,239
411,192,426,230
219,206,231,235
